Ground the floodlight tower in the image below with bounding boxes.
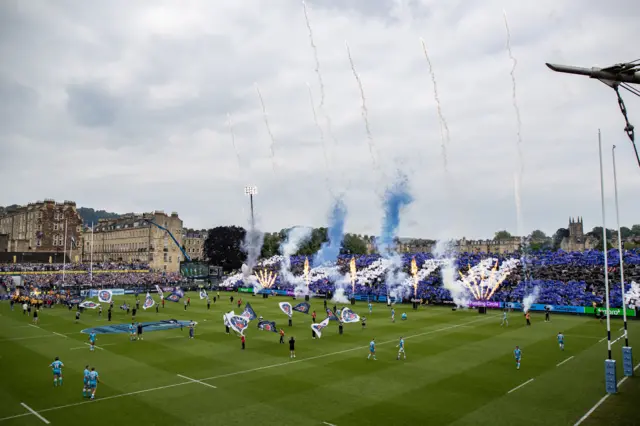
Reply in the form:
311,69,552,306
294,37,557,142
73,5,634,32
546,61,640,167
244,186,258,229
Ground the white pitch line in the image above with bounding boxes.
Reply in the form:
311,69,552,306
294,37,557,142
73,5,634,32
0,315,491,423
598,337,606,343
323,422,336,426
556,356,574,367
573,362,640,426
53,332,67,338
177,374,217,389
507,378,534,394
19,403,49,424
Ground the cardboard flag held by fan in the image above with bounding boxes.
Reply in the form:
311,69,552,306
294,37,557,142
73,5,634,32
292,302,310,314
143,292,155,310
279,302,293,318
241,303,258,321
626,281,640,310
326,308,339,321
258,320,277,332
98,290,112,303
311,318,330,338
340,307,360,323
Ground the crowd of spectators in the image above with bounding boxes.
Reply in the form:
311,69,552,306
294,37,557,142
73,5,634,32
223,249,640,308
0,261,183,292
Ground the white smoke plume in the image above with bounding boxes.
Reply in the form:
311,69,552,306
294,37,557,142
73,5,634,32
279,227,313,296
242,225,264,287
433,239,469,307
522,286,540,313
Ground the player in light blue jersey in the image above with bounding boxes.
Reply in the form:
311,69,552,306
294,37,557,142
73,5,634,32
396,337,406,360
514,346,521,370
88,367,99,399
557,332,564,351
367,338,377,360
82,365,90,397
89,331,97,351
368,302,372,314
129,322,136,341
50,357,64,387
501,310,508,327
391,308,395,323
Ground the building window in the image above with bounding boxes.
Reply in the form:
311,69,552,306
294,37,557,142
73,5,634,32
53,223,59,231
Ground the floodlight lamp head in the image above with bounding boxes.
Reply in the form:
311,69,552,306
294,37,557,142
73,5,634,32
244,186,258,196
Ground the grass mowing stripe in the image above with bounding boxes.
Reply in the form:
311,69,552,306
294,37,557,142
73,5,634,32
573,362,640,426
19,403,49,424
0,314,491,422
507,378,534,394
196,315,495,383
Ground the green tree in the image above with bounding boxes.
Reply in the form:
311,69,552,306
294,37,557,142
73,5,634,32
631,225,640,236
203,226,246,272
620,226,632,239
261,232,281,258
494,230,512,240
297,227,328,256
552,228,569,250
341,234,368,255
529,230,547,241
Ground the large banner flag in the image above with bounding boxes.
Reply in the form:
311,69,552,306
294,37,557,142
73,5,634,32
258,320,277,332
225,313,249,335
143,292,155,310
98,289,112,303
166,293,181,303
279,302,293,318
311,318,330,338
223,311,235,327
340,307,360,323
68,296,85,305
241,303,258,321
79,300,100,309
326,308,339,322
155,285,163,298
175,288,185,298
626,281,640,310
292,302,311,314
199,289,208,300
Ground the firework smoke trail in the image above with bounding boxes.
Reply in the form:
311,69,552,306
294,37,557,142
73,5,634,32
503,10,524,176
255,83,277,173
302,1,325,110
226,113,242,170
420,38,450,171
307,82,332,194
345,41,379,173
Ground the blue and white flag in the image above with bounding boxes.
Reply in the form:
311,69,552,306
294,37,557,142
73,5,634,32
166,293,181,303
258,320,277,332
241,303,258,321
143,292,155,310
224,312,249,335
293,302,311,314
340,307,360,323
98,289,112,304
155,285,164,299
279,302,292,318
79,301,99,309
199,289,207,300
175,288,185,298
311,318,330,338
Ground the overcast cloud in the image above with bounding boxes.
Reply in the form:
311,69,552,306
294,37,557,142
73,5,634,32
1,0,639,239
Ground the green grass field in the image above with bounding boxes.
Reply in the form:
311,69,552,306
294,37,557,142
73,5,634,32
0,292,638,426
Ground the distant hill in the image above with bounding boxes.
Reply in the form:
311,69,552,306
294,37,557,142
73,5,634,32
77,207,120,225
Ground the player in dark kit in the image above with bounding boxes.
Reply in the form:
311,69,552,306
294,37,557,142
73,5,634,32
289,336,296,358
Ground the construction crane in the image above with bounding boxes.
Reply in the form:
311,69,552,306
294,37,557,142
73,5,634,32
143,219,191,262
546,60,640,168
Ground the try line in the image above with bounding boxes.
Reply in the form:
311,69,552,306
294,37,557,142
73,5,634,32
0,315,491,423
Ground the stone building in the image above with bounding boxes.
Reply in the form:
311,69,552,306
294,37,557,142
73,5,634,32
0,200,83,255
82,211,183,272
183,229,206,261
561,217,597,252
456,237,522,254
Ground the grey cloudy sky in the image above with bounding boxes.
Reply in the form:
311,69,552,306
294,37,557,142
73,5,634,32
1,0,639,240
